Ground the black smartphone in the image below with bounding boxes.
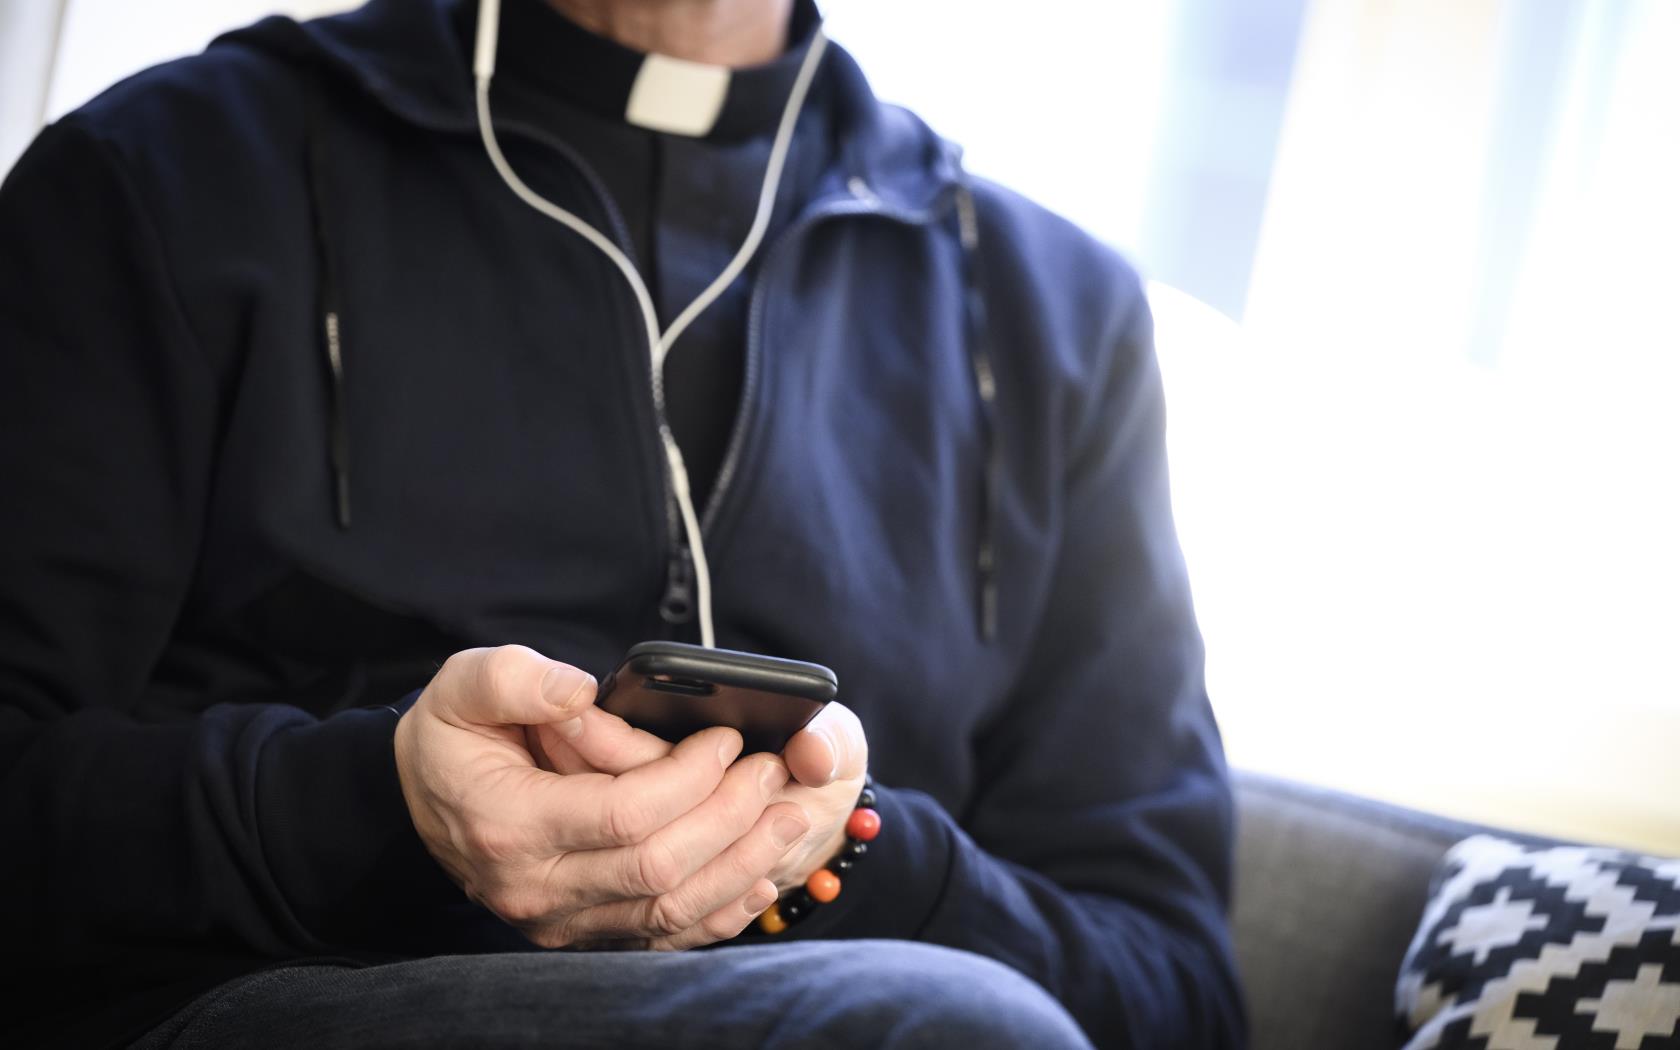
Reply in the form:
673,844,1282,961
595,641,837,755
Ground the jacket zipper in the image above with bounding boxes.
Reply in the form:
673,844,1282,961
488,122,957,626
493,119,687,614
701,184,955,541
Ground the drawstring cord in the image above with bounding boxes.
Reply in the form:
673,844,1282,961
954,181,999,642
305,106,352,530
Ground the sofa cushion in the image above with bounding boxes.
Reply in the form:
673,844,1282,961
1397,835,1680,1049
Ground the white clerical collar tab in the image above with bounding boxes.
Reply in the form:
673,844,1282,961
625,53,730,137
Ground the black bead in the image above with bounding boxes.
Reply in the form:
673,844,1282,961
828,856,855,874
857,788,877,809
842,839,869,860
781,894,811,922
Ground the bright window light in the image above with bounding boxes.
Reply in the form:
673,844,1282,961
841,0,1679,851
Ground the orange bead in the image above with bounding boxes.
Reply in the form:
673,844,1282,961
846,807,881,842
806,868,842,903
757,901,788,935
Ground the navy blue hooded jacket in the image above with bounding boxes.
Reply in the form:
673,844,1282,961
0,2,1242,1046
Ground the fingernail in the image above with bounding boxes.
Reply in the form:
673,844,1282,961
759,761,786,799
771,814,809,849
717,733,740,768
541,665,594,710
557,717,583,740
744,890,776,915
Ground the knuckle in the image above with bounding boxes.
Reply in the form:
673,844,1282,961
646,894,692,937
462,820,521,863
631,839,684,897
480,645,530,700
484,886,544,925
438,648,490,695
603,795,655,847
437,649,473,682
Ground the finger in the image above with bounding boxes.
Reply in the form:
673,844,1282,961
542,875,776,952
558,802,807,943
640,801,807,937
557,752,789,907
543,705,675,775
783,701,868,788
649,879,780,951
524,725,743,854
431,645,597,728
524,723,561,773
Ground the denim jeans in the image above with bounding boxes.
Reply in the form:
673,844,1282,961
130,940,1094,1049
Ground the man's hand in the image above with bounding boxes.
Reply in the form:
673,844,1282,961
393,645,811,950
766,702,870,889
546,696,871,894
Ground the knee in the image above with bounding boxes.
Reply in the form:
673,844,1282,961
799,942,1091,1050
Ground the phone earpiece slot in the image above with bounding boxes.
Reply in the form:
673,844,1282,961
646,675,717,697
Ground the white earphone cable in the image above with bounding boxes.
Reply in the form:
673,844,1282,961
474,11,830,650
655,31,829,368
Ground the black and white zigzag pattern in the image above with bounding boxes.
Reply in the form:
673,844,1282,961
1398,834,1680,1050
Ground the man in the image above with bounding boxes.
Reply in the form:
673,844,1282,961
0,0,1244,1046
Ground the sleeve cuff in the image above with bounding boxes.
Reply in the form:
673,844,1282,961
257,700,522,955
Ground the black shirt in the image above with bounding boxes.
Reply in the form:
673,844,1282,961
462,0,834,502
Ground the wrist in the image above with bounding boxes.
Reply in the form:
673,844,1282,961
780,822,849,893
758,778,880,934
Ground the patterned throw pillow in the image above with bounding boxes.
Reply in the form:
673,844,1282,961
1397,834,1680,1049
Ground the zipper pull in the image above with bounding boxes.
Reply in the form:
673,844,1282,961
323,310,351,530
659,545,696,625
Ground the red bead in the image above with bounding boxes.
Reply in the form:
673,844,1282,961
806,868,841,903
846,807,881,842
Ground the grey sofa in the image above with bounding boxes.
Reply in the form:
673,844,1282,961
1230,771,1558,1050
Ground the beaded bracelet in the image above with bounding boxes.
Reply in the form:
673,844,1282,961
757,776,879,934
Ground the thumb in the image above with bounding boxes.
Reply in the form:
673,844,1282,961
432,645,597,728
783,701,868,788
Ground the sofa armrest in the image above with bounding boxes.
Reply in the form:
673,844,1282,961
1230,770,1556,1050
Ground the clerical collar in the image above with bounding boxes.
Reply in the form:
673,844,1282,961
460,0,826,143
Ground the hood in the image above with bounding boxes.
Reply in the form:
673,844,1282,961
214,0,961,215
